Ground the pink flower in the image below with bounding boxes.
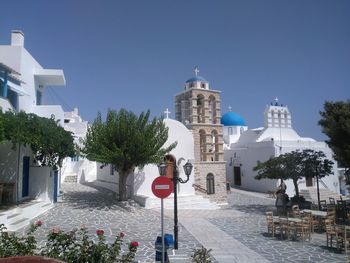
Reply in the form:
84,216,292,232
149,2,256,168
35,220,43,227
96,229,105,236
130,241,139,248
119,232,125,238
52,227,61,234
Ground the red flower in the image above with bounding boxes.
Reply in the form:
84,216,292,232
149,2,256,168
119,232,125,238
35,220,43,227
130,241,139,248
96,229,105,236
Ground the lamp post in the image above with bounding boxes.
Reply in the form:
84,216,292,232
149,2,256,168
158,159,193,250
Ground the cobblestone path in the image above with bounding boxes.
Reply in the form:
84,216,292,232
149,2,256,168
21,184,350,262
22,183,200,262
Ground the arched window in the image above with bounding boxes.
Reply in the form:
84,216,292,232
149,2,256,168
211,130,219,161
208,95,216,124
197,94,205,123
199,129,206,161
207,173,215,194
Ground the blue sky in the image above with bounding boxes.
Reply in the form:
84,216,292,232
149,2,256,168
0,0,349,140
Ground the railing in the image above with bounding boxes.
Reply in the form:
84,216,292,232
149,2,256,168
192,183,207,194
319,179,329,190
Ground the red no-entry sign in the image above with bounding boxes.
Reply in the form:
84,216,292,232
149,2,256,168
151,176,174,199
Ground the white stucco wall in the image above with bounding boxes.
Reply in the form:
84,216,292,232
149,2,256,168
29,166,53,202
225,139,340,197
134,118,195,197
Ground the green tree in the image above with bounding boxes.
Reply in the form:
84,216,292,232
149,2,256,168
254,149,333,203
301,149,333,209
2,111,75,169
254,151,304,198
319,100,350,182
0,111,4,143
82,109,177,201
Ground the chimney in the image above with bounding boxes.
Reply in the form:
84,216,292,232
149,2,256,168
11,30,24,46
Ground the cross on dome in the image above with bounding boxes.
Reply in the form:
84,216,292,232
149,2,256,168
228,105,232,111
194,66,199,77
164,108,171,119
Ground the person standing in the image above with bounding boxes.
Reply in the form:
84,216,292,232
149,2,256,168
275,190,289,216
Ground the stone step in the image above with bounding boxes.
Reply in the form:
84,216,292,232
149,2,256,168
299,188,342,203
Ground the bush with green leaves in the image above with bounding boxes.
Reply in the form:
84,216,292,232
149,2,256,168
191,246,213,263
0,222,138,263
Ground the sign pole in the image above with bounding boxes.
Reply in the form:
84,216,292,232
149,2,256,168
161,198,165,263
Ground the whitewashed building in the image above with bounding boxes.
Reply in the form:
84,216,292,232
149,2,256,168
0,31,66,230
223,99,340,199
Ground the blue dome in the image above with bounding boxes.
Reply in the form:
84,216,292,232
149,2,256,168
221,112,245,126
185,76,208,83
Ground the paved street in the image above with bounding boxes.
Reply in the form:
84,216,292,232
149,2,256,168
21,184,350,263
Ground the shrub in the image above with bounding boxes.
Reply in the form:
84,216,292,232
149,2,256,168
191,246,213,263
0,222,138,263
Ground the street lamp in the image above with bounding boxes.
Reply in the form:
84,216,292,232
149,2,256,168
158,159,193,250
158,162,167,176
173,160,193,249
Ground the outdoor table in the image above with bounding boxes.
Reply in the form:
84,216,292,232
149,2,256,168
301,209,327,218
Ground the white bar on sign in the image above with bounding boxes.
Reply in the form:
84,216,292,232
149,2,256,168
155,185,170,190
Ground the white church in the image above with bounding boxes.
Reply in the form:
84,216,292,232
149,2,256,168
222,98,340,200
61,72,342,207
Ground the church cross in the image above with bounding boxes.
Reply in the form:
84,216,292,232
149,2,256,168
164,108,171,119
228,105,232,111
194,66,199,76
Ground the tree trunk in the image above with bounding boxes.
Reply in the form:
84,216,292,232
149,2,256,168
293,179,299,198
118,170,129,201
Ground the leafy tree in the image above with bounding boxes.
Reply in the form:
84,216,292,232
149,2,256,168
0,111,4,143
254,149,333,204
301,149,333,209
254,151,303,198
82,109,177,201
2,111,75,169
319,100,350,182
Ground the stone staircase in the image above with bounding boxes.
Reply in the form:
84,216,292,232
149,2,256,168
0,200,53,231
299,187,342,203
64,173,78,183
134,194,221,210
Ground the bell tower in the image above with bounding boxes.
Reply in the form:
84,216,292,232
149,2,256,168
174,67,226,203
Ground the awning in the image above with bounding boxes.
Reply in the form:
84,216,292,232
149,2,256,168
0,77,29,96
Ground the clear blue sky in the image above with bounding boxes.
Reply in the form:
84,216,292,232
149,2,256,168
1,0,349,141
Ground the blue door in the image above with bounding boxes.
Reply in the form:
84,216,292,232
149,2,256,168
53,170,58,203
22,156,30,197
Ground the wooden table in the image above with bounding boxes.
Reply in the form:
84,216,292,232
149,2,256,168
301,209,327,218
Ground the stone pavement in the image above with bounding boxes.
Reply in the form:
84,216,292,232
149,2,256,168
20,183,200,262
19,184,350,263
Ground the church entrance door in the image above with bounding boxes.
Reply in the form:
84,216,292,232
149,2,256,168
234,166,241,186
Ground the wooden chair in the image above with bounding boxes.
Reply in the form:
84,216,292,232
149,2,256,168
266,212,281,238
336,200,347,224
279,216,294,240
336,226,350,252
325,218,338,248
310,203,319,210
327,206,336,222
320,200,327,211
